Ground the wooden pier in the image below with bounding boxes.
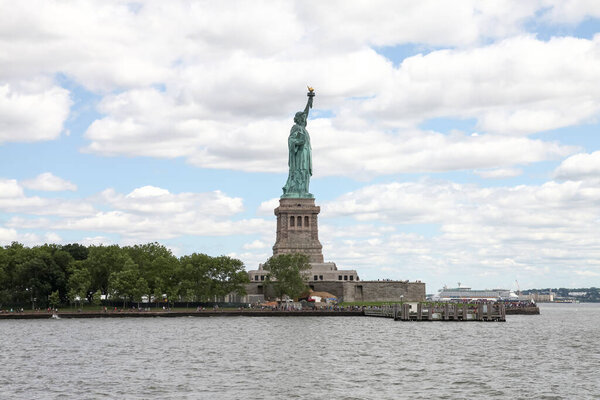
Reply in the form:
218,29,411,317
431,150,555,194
363,302,506,322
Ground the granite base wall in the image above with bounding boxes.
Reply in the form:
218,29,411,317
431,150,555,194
245,281,425,303
309,281,425,302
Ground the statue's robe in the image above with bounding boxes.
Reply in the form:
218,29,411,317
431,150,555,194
283,124,312,196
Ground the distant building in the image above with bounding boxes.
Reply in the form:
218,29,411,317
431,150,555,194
568,292,587,297
519,293,554,302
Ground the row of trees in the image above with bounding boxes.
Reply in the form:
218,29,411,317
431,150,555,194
0,242,249,309
522,287,600,302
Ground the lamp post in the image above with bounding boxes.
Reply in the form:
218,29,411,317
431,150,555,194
25,287,36,311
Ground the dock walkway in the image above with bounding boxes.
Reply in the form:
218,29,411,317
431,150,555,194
364,302,506,322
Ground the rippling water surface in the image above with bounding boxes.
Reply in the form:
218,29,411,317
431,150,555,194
1,304,599,399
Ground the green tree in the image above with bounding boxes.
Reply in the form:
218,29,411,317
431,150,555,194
85,245,130,296
41,244,73,298
15,247,66,309
263,253,310,301
179,253,213,301
154,255,181,308
132,277,149,309
48,290,61,308
92,290,102,308
61,243,89,261
210,256,249,299
67,263,91,308
152,278,165,309
108,258,140,308
0,249,9,307
125,243,180,306
184,288,195,308
0,242,27,305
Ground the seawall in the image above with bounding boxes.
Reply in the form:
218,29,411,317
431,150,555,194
0,310,364,319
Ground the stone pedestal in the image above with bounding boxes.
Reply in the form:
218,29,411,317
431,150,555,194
272,198,324,263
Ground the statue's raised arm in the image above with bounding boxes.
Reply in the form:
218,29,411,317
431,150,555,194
303,86,315,118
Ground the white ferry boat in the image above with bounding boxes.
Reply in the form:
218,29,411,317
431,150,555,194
432,285,519,301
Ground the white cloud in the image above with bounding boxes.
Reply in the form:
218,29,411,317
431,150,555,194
319,224,395,238
49,211,270,241
321,231,440,278
298,1,541,48
574,270,600,277
0,1,174,90
0,1,546,88
0,227,19,245
541,0,600,24
363,35,600,135
474,168,523,179
0,178,93,217
0,225,42,247
318,178,600,287
228,251,272,270
243,240,268,250
0,197,94,217
22,172,77,191
3,1,600,288
312,123,575,177
1,2,600,152
1,2,591,175
82,89,576,176
0,82,71,144
257,198,280,216
100,186,243,216
74,34,589,178
79,236,113,246
0,179,24,198
2,182,270,242
44,232,62,243
326,179,600,228
126,186,170,198
554,151,600,181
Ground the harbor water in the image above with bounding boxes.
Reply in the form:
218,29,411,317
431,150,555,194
0,303,598,399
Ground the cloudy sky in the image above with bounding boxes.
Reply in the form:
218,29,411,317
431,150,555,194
2,1,600,292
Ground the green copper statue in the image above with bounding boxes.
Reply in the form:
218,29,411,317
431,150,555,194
282,87,315,198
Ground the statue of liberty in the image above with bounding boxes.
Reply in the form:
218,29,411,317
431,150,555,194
282,87,315,198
